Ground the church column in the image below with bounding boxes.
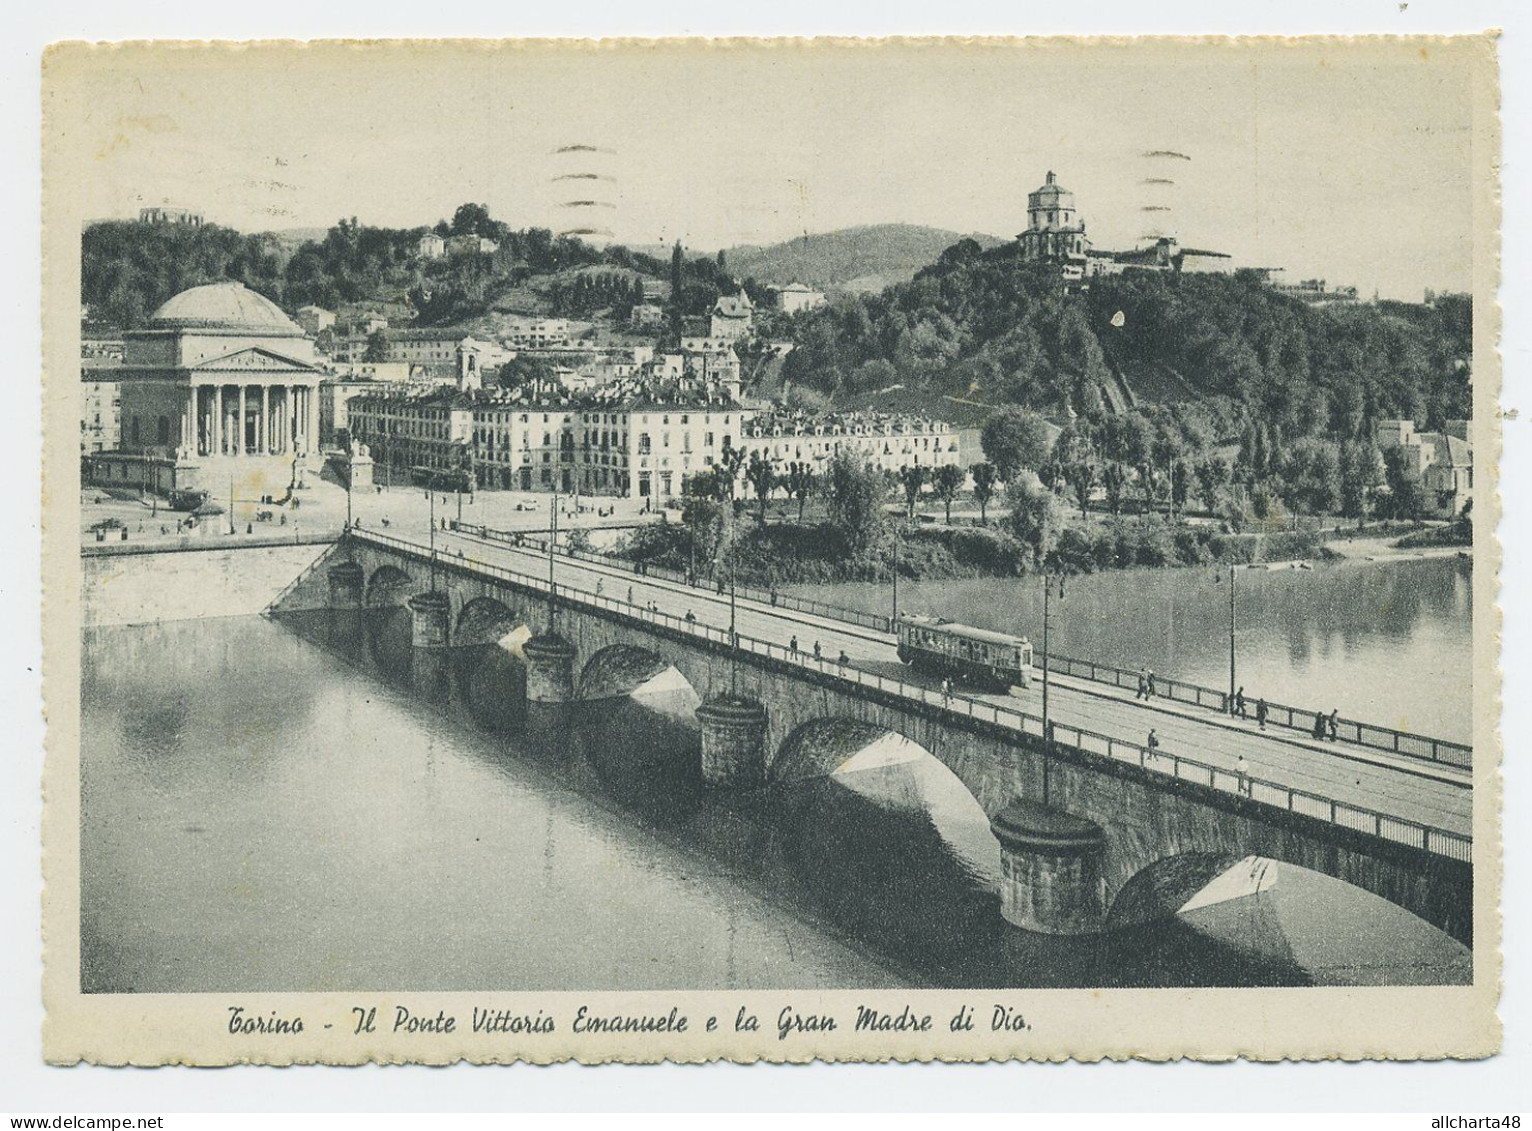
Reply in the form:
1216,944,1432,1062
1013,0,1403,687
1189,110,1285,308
261,385,271,455
288,384,298,453
236,386,246,456
211,386,222,456
309,386,320,452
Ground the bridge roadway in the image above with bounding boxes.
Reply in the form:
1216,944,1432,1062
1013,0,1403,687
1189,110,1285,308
430,527,1472,844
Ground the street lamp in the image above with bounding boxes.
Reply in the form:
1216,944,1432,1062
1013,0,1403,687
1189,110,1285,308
428,484,437,592
1213,563,1237,712
1041,568,1067,806
547,471,560,632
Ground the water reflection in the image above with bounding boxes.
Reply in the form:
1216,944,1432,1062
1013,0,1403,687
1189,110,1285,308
78,606,1472,993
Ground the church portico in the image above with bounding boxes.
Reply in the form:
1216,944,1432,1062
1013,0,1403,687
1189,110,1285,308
90,282,325,497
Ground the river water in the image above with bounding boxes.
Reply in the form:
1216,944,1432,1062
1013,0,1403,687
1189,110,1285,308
79,553,1473,995
793,554,1474,745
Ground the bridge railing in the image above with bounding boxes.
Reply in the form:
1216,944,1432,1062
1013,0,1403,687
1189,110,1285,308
1034,652,1473,771
349,529,1473,864
448,519,1473,772
449,520,895,632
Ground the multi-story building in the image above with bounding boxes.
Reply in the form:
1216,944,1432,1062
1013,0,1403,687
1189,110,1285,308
1376,418,1474,516
710,291,755,340
504,318,571,349
346,378,957,505
630,302,666,329
774,283,827,314
347,378,748,500
139,206,204,227
295,305,336,335
418,232,445,260
739,411,961,477
445,234,499,256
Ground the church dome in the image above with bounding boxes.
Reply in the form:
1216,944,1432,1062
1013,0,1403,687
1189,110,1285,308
148,282,305,336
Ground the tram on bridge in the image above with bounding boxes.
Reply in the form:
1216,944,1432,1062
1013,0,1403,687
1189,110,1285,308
896,613,1034,691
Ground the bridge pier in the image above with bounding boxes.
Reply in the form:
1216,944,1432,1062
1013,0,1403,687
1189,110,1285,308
990,799,1107,935
406,591,452,702
326,560,365,654
695,695,769,787
523,632,578,741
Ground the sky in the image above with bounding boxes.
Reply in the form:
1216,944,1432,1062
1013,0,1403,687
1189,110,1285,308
50,38,1482,300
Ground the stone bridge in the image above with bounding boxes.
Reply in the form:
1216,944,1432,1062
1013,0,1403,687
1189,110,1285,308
270,533,1473,946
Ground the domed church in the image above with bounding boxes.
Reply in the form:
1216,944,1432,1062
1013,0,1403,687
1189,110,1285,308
87,281,325,497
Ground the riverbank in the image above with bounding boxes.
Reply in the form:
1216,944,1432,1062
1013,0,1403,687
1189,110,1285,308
615,515,1335,587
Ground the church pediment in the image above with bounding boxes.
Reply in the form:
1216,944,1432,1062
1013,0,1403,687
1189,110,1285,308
191,346,320,374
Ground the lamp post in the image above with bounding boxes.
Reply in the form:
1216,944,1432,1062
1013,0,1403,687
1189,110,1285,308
547,472,560,632
1041,569,1066,806
1215,562,1237,712
428,484,437,593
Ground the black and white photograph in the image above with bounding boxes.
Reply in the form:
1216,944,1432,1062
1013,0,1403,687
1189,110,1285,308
37,33,1501,1066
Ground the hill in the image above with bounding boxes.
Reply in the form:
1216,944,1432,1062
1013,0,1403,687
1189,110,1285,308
720,224,1005,293
779,238,1472,448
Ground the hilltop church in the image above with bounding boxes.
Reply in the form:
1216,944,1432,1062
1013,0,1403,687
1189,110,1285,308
1017,171,1233,284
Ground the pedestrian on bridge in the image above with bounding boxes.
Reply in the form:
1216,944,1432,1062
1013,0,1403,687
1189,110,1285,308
941,677,952,707
1146,729,1161,761
789,634,798,653
596,579,603,597
1147,670,1158,698
627,585,634,606
813,641,822,662
1256,698,1268,730
1312,711,1327,740
1234,686,1247,719
1235,754,1251,797
1136,668,1149,700
1327,709,1340,742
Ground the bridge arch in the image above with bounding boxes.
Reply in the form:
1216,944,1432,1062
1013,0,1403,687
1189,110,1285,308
1104,850,1472,983
1104,820,1472,947
363,564,416,678
452,595,532,730
365,564,413,607
770,716,1003,956
576,644,703,802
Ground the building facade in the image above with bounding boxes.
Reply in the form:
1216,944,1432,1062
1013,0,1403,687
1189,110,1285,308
1018,172,1091,283
1376,418,1474,516
774,283,827,314
710,291,755,340
139,206,204,227
85,281,325,496
740,412,961,476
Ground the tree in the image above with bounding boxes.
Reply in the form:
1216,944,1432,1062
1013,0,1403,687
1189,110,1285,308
1193,457,1231,516
363,328,389,363
716,441,747,503
785,461,816,522
1170,459,1192,518
970,462,997,524
450,203,492,237
1005,470,1062,566
1339,440,1384,521
898,464,928,519
980,407,1053,482
1102,460,1129,516
1381,446,1425,520
1052,422,1098,519
932,464,966,525
745,451,777,525
824,450,886,556
668,241,685,339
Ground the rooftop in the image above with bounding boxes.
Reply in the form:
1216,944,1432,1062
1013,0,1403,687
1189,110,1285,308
146,282,305,337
